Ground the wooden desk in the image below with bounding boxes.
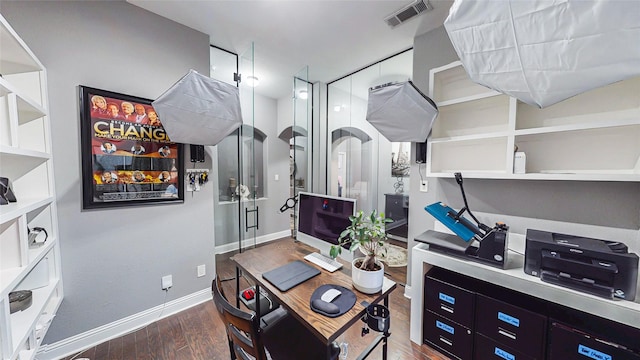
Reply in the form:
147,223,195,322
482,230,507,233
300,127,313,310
232,239,397,360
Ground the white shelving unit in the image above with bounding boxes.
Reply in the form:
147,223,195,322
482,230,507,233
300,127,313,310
0,15,63,360
427,61,640,181
409,242,640,345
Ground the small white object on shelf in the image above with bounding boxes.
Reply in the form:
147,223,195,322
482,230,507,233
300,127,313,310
513,152,526,174
236,184,250,200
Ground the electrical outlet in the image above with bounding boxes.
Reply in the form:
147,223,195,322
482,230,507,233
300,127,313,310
197,264,206,277
161,275,172,290
420,180,428,192
274,174,279,181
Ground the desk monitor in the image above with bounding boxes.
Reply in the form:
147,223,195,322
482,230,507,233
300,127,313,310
296,192,356,261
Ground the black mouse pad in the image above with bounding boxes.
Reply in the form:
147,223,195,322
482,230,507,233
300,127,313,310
310,284,356,318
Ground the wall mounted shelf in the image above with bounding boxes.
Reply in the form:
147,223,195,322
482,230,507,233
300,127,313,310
427,61,640,181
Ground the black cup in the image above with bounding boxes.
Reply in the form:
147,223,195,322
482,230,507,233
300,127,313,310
365,304,390,332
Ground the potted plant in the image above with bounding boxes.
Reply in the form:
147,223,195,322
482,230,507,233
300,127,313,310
330,209,392,294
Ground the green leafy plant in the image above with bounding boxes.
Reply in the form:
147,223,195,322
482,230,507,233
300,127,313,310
330,209,393,271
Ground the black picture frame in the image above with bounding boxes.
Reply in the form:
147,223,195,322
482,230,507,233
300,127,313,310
79,86,184,209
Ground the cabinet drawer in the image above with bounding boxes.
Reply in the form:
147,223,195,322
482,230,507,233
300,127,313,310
425,273,475,328
424,310,473,360
548,321,640,360
474,333,535,360
475,294,546,359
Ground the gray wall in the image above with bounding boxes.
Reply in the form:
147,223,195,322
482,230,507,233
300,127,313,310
407,25,640,287
1,1,214,343
407,26,459,286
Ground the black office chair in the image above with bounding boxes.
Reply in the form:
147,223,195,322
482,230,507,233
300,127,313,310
212,276,239,359
211,276,340,360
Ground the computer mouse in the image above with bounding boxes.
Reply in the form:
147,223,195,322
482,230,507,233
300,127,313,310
312,299,339,314
320,288,342,303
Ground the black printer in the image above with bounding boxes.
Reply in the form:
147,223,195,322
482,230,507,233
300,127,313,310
524,229,639,300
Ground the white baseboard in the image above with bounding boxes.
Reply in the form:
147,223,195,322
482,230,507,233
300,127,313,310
36,230,290,359
215,230,290,254
404,284,412,299
36,289,212,360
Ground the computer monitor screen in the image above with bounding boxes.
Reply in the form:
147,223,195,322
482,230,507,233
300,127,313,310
296,192,356,260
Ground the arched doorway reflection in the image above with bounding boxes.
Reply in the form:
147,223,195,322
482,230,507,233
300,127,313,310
330,126,373,211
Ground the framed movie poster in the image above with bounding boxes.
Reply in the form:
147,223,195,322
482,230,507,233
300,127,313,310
79,86,184,209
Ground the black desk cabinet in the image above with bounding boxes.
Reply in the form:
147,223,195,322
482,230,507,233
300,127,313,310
384,194,408,239
474,333,535,360
423,267,640,360
548,321,640,360
424,267,477,359
424,310,474,360
475,294,546,359
425,270,476,328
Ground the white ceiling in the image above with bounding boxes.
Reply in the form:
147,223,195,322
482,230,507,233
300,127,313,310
128,0,453,99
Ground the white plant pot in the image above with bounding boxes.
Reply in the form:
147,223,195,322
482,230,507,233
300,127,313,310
351,257,384,294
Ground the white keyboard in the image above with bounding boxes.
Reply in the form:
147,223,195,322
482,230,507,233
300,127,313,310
304,252,343,273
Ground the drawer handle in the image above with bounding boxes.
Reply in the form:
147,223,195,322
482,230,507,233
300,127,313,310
439,336,453,347
498,328,517,340
440,305,454,313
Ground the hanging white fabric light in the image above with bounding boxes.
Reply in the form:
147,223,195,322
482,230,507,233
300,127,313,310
444,0,640,108
152,70,243,146
366,81,438,142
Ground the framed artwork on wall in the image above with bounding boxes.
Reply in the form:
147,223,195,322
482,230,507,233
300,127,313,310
79,86,184,209
391,142,410,177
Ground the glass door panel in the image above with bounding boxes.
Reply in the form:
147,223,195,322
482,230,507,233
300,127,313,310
293,66,311,194
210,43,257,285
210,45,240,283
238,42,257,249
326,49,413,224
210,45,239,86
291,66,311,237
327,65,380,213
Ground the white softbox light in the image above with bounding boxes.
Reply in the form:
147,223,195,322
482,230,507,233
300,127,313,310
152,70,243,146
444,0,640,108
366,81,438,142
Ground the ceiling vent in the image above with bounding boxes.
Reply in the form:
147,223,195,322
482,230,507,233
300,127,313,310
385,0,433,28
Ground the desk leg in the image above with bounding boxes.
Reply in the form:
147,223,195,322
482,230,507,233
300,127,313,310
255,284,261,320
383,295,389,360
354,294,392,360
235,267,240,308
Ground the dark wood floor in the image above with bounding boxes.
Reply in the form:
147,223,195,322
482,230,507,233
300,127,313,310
63,238,451,360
